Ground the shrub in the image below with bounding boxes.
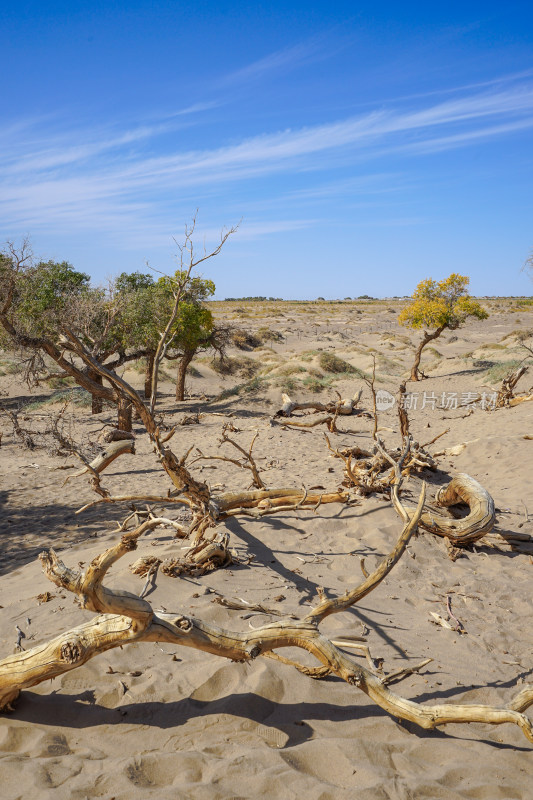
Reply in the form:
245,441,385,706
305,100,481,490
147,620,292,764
318,352,358,374
231,329,261,350
257,327,283,343
212,356,259,378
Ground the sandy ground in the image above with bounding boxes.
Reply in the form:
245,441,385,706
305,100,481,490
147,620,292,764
1,298,533,799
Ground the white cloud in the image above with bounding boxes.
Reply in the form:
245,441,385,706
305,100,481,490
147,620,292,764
1,75,532,241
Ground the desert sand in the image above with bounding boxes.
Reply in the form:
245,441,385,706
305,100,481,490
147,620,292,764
0,298,532,799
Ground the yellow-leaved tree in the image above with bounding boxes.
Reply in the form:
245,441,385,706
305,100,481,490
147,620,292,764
399,273,488,381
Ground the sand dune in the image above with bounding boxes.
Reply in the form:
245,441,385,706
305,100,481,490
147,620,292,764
1,300,532,799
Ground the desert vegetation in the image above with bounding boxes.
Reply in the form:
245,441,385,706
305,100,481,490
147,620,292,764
1,235,533,772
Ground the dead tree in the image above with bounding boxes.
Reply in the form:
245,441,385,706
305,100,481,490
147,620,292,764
495,365,533,408
1,482,532,745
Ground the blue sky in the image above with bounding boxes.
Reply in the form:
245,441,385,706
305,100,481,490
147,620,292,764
2,1,533,298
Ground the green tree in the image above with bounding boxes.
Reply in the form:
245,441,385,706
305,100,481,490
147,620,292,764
159,270,216,401
0,247,144,429
114,272,167,399
399,274,488,381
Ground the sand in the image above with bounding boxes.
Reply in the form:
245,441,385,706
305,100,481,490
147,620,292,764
0,298,532,799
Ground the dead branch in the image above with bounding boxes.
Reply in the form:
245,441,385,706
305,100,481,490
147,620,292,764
326,434,435,497
193,427,266,489
275,390,362,418
0,404,36,449
275,414,338,432
392,473,495,546
496,365,529,408
65,439,135,480
1,501,532,745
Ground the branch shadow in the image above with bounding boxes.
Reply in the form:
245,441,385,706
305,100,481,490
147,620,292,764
14,686,530,751
0,489,127,575
226,514,411,659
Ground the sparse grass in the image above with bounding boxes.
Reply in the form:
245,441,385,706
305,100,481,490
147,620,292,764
376,355,402,374
303,375,333,393
26,388,94,410
318,352,358,374
275,376,299,393
45,376,76,389
212,356,259,378
0,359,23,376
186,365,202,377
215,376,266,400
486,360,525,383
130,357,147,373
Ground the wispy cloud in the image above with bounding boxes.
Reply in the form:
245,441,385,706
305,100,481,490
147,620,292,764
1,74,532,242
217,39,330,88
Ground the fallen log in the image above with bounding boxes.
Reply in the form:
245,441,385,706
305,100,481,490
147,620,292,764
275,390,362,418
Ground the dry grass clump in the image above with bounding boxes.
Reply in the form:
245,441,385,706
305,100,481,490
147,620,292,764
275,364,306,377
486,360,525,383
212,356,259,378
318,352,358,374
231,329,262,350
231,327,283,350
26,387,94,410
215,375,266,400
500,329,533,343
257,326,283,343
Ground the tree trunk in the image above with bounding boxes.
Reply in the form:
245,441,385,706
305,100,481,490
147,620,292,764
117,396,132,431
176,350,194,401
410,326,446,381
144,351,155,400
88,370,103,414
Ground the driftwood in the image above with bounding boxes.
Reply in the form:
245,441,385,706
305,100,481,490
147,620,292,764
275,390,362,418
494,365,533,408
101,429,136,443
394,473,495,546
326,435,436,496
1,487,532,745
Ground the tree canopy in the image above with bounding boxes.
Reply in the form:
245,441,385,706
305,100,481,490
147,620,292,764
399,274,488,381
398,274,488,331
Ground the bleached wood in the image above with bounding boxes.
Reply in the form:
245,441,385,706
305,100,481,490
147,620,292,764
1,494,532,744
